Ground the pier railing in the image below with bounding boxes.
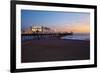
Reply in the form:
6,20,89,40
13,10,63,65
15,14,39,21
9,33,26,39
21,32,73,41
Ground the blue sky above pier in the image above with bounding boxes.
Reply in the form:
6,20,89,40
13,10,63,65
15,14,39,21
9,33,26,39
21,10,90,33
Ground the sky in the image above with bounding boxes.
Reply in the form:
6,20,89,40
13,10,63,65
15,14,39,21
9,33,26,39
21,10,90,33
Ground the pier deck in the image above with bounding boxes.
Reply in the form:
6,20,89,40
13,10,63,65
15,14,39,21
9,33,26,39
22,32,73,40
22,32,73,37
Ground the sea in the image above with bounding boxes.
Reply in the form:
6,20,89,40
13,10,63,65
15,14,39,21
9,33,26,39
22,33,90,41
61,33,90,41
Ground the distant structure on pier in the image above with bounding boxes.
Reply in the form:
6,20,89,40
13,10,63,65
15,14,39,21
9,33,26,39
31,26,54,33
22,25,54,34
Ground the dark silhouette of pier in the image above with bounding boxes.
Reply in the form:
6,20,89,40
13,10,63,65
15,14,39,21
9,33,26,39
22,32,73,40
21,25,74,40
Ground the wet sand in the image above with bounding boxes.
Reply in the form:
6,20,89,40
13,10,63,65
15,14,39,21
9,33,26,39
21,39,90,63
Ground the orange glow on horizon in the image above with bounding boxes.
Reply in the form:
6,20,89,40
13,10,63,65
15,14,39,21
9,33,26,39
54,23,90,33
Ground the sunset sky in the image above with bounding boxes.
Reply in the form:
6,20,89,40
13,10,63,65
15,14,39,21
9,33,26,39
21,10,90,33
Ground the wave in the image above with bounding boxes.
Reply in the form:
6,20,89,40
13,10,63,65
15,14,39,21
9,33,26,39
61,33,90,40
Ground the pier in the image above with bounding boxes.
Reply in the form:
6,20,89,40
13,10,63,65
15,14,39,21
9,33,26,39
21,26,73,40
22,32,73,40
